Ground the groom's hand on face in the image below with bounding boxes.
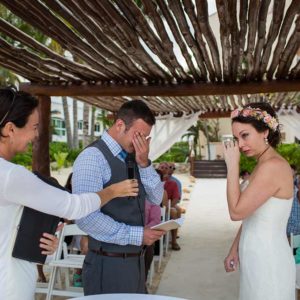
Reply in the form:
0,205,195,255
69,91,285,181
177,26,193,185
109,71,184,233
133,132,151,168
143,227,165,245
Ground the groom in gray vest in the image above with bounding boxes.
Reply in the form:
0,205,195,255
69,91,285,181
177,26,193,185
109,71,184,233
73,100,164,294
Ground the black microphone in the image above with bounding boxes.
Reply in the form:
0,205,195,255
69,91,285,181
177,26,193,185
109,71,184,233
126,153,135,179
125,154,144,226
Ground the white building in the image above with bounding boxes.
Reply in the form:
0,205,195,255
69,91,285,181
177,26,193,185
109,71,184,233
51,97,104,143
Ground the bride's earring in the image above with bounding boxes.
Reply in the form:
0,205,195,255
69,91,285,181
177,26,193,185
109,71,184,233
264,137,269,145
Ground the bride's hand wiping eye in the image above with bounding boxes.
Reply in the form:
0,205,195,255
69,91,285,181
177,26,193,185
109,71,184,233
222,139,240,168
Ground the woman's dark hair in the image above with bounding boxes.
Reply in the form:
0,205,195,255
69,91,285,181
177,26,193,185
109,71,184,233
0,87,39,137
116,100,155,128
231,102,281,148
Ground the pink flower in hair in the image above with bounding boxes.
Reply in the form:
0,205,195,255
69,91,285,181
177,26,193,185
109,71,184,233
231,109,240,118
241,108,252,117
263,115,272,123
230,105,279,131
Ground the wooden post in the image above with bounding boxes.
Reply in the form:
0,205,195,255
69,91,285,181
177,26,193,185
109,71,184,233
32,95,51,177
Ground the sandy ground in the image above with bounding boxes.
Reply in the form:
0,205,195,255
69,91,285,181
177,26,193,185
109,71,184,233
51,167,73,186
156,178,240,300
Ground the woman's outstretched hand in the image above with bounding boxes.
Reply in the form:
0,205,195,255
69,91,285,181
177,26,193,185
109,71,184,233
112,179,139,198
98,179,139,207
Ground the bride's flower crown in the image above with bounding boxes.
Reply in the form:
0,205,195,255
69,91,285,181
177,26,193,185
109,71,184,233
231,107,279,131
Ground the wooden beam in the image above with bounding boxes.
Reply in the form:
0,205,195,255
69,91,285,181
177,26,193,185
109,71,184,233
20,79,300,97
199,111,231,118
32,95,51,177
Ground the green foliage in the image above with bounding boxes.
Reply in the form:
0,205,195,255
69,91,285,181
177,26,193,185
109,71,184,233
49,142,70,161
11,144,33,169
50,142,83,166
97,111,114,130
239,154,257,173
0,68,20,86
0,4,63,84
277,143,300,171
155,141,189,163
11,142,82,169
134,0,143,8
239,143,300,174
66,148,82,164
0,4,48,46
53,152,68,170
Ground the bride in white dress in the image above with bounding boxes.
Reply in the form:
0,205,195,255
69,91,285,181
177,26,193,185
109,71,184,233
223,102,295,300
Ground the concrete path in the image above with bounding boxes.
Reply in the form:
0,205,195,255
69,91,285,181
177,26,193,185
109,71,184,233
157,179,241,300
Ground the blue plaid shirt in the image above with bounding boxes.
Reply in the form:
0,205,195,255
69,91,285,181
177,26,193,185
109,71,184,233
287,183,300,236
73,131,163,246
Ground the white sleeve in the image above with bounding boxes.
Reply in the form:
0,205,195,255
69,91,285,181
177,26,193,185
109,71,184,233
3,165,100,220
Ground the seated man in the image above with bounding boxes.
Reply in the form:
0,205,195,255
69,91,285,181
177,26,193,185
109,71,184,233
159,162,181,251
168,162,182,199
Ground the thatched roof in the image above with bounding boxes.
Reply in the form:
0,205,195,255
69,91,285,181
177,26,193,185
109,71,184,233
0,0,299,114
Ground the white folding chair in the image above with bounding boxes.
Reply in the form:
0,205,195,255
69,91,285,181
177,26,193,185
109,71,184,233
156,206,166,269
164,200,171,255
35,259,63,295
291,233,300,300
35,239,63,295
148,206,166,286
46,224,87,300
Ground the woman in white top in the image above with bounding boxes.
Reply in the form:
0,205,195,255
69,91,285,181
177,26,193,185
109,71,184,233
0,87,138,300
223,102,295,300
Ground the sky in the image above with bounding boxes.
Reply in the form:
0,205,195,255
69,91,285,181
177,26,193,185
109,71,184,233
208,0,217,15
142,0,218,74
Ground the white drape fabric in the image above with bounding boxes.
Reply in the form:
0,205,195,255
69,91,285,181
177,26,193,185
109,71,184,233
149,112,202,161
278,108,300,142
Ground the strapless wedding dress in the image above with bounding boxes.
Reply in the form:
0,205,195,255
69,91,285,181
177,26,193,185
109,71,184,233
239,191,295,300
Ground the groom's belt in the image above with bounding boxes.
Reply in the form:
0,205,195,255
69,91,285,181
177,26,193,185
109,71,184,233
90,247,145,258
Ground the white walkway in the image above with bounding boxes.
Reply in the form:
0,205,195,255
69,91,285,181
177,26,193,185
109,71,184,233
157,179,241,300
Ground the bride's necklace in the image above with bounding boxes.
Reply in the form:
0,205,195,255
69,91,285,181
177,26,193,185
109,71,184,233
257,146,270,161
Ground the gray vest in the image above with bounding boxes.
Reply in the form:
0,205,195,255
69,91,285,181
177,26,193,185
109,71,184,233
88,139,146,253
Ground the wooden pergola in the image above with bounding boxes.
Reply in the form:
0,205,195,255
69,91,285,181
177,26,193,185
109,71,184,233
0,0,299,174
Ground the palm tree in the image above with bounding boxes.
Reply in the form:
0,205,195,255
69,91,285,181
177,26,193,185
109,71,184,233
182,119,221,159
73,99,79,148
211,119,221,141
62,96,73,148
46,38,74,149
182,121,202,159
90,106,96,143
97,110,114,131
82,103,90,148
